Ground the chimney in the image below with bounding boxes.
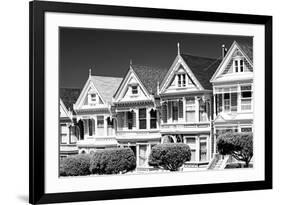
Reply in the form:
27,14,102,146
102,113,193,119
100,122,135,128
222,44,227,58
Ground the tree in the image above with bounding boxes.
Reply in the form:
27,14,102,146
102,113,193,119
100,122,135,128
148,143,191,171
216,132,253,167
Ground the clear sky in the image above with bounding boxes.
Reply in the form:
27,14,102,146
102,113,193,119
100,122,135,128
59,27,252,89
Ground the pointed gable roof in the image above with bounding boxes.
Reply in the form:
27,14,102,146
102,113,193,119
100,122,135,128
60,88,81,111
236,40,253,62
180,54,222,90
131,64,168,95
90,76,123,104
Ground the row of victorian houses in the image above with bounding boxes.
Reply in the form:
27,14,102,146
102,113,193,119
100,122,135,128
59,40,253,170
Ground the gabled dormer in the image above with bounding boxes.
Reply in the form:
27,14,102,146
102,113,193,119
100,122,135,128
160,43,221,95
210,41,253,84
114,64,166,103
74,70,122,111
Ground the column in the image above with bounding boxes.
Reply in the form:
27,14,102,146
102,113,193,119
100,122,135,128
195,136,200,162
136,144,140,167
237,85,241,112
195,97,199,122
183,97,186,122
94,116,97,137
104,116,108,136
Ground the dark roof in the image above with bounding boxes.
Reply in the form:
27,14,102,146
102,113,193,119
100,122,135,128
60,88,81,111
90,76,123,104
131,64,168,95
236,41,253,62
180,54,222,90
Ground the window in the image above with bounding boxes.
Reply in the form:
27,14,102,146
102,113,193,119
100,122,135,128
90,93,96,103
177,74,189,87
185,137,196,161
132,85,138,95
182,74,186,87
139,108,146,129
199,99,208,122
224,93,230,112
60,124,68,144
178,74,182,87
150,109,157,129
199,137,207,161
241,127,252,132
186,97,196,122
172,101,179,122
235,60,239,72
240,59,244,72
241,85,252,111
234,59,244,72
97,116,104,128
127,111,133,130
88,119,93,136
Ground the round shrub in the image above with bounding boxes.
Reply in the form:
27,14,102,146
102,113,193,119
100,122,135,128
148,143,191,171
60,154,91,176
89,148,136,174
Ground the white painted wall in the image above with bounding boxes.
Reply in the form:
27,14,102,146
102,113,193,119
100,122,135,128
0,0,280,205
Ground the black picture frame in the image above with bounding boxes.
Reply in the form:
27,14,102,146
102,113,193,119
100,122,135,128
29,1,272,204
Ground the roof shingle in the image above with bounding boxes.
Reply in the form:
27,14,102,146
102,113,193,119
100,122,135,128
180,54,222,90
131,65,168,95
90,76,123,104
60,88,81,111
236,41,253,62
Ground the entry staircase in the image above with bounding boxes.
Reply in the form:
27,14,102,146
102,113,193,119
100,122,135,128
207,154,230,170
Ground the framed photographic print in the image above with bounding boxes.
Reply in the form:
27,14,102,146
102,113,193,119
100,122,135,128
29,0,272,204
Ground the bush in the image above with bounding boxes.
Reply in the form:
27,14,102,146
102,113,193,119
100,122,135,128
60,154,91,176
217,132,253,167
148,143,191,171
89,148,136,174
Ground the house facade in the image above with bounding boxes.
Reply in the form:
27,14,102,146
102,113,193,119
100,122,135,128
73,72,123,154
159,45,221,165
113,64,166,169
210,41,253,155
59,99,78,159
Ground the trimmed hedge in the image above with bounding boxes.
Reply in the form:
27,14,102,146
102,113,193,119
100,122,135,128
148,143,191,171
89,148,136,174
60,154,91,176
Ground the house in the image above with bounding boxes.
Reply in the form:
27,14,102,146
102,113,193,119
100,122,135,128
210,41,253,155
113,63,167,169
159,43,221,165
59,98,78,160
73,71,123,154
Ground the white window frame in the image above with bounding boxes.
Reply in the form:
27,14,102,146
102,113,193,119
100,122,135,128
240,84,252,112
185,97,196,122
131,85,138,95
233,58,245,73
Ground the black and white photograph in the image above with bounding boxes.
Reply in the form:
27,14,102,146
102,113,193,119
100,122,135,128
59,28,254,176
